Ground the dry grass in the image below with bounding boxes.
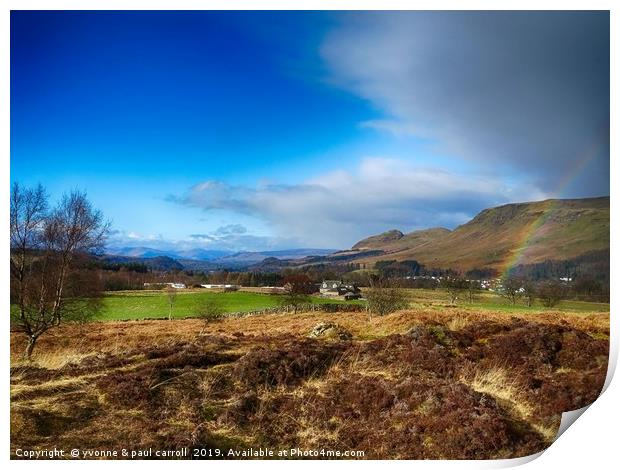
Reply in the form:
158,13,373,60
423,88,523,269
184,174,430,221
10,307,609,361
12,351,97,370
445,314,472,331
10,306,609,460
461,366,533,418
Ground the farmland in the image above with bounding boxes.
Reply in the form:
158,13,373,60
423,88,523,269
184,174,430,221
402,288,610,313
98,289,360,321
95,288,608,322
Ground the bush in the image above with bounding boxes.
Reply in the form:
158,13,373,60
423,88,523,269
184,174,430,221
499,276,525,305
195,298,226,323
365,284,408,316
537,280,566,308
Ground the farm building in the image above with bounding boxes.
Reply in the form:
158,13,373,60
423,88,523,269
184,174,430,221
200,284,240,291
320,280,343,294
143,282,187,289
320,280,361,297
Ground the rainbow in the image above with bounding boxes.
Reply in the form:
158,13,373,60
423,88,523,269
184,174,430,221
499,139,605,278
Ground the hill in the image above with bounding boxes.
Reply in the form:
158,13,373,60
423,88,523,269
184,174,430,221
106,246,233,260
353,228,451,252
340,197,609,272
213,248,337,267
101,248,338,271
101,255,185,271
352,229,405,249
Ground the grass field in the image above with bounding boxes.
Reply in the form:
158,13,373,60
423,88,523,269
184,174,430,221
99,290,359,321
98,288,609,321
404,288,610,313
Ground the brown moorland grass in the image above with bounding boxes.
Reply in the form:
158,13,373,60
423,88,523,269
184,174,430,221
10,307,609,460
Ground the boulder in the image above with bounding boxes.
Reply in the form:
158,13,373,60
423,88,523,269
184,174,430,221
309,322,352,341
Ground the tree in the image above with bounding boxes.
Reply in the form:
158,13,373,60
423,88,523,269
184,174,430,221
10,183,48,334
365,278,408,317
537,280,566,308
195,297,225,333
442,277,468,305
279,274,315,314
522,281,536,307
499,276,524,305
466,280,481,304
10,184,109,358
166,286,177,320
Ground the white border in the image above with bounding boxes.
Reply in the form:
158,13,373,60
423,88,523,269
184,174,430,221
2,2,617,468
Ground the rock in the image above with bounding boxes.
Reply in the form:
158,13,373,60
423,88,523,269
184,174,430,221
405,325,428,341
405,324,452,348
309,322,352,341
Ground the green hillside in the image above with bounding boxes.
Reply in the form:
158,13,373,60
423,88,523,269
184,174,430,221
344,197,609,272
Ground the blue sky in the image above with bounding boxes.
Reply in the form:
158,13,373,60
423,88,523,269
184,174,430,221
11,11,609,252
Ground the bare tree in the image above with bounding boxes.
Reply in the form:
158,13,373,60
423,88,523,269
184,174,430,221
365,278,408,318
195,297,226,333
442,277,467,305
279,274,315,314
166,286,177,320
10,183,48,333
522,281,536,307
499,276,524,305
466,280,481,304
537,280,566,308
10,184,109,358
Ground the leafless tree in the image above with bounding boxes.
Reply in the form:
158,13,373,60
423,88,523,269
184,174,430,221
466,280,480,304
442,277,467,305
365,277,408,318
522,281,536,307
195,297,226,334
499,276,524,305
537,280,566,308
10,183,48,332
279,274,314,314
10,184,109,358
166,286,177,320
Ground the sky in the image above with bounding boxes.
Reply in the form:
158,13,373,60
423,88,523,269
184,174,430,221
10,11,610,253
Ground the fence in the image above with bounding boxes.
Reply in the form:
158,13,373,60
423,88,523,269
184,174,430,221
224,302,365,318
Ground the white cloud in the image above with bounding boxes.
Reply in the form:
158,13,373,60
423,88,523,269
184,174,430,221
173,157,548,248
108,225,300,253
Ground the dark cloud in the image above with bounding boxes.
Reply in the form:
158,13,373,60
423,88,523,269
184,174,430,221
189,234,216,241
213,224,248,236
189,225,247,240
321,11,609,196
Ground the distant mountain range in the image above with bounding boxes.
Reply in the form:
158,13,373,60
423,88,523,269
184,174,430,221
213,249,336,265
105,246,233,261
103,197,609,274
103,247,337,270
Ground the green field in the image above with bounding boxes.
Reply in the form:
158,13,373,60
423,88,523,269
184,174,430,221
99,290,358,321
95,287,609,321
404,288,610,313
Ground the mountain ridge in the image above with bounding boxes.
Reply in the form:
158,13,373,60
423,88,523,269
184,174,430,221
340,196,609,272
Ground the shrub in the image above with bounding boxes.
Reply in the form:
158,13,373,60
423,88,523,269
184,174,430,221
195,298,226,324
537,280,566,308
365,283,408,316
